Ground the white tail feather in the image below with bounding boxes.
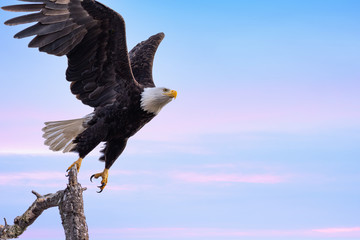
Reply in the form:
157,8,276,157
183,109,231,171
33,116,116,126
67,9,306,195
42,116,90,153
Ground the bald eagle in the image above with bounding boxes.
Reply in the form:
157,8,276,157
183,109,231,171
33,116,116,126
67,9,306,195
2,0,177,192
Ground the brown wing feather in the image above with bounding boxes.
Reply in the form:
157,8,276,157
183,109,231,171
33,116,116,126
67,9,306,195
2,0,139,108
129,32,165,88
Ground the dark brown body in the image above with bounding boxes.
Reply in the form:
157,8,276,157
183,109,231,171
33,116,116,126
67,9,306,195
73,90,155,169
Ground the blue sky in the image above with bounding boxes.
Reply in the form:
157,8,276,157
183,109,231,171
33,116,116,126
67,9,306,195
0,0,359,239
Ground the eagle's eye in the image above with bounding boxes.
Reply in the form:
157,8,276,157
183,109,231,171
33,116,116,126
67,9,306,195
163,88,169,92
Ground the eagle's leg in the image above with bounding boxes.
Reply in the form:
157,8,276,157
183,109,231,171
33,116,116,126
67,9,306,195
90,168,109,193
66,157,83,172
89,139,128,193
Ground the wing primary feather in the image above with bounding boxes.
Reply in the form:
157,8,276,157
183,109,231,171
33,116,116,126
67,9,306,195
14,21,75,39
40,13,70,24
40,27,87,55
42,8,69,16
18,0,45,2
54,0,71,4
4,12,44,26
45,2,69,10
2,4,44,12
29,24,82,48
39,26,86,53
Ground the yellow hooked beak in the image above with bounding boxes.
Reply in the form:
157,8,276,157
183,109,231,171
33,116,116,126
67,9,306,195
164,89,177,99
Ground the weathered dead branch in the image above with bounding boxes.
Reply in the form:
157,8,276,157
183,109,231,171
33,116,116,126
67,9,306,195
0,166,89,240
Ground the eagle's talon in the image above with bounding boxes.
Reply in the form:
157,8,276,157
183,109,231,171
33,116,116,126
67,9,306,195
97,184,105,193
96,183,105,193
90,174,95,182
90,168,109,193
66,158,83,173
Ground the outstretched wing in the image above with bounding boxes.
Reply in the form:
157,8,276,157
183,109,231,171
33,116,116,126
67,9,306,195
2,0,138,108
129,32,165,88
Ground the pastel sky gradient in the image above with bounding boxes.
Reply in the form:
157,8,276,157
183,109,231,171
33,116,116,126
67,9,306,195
0,0,359,240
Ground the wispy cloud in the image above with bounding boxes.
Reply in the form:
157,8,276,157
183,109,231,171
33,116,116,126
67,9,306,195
0,169,159,192
0,148,60,156
21,228,64,239
0,138,211,156
313,227,360,233
0,161,292,190
0,171,64,183
171,172,288,184
105,184,156,192
18,226,360,239
89,226,360,239
0,171,67,189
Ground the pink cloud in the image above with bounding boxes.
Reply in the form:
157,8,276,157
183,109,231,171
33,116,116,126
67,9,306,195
104,184,156,192
0,169,157,192
0,171,64,183
90,227,360,239
172,172,287,184
0,148,57,156
21,228,64,239
313,227,360,233
17,226,360,239
0,171,68,189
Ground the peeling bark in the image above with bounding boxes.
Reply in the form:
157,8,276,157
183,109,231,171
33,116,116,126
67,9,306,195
0,166,89,240
59,167,89,240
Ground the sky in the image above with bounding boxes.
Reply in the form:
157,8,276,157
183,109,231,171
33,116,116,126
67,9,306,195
0,0,359,239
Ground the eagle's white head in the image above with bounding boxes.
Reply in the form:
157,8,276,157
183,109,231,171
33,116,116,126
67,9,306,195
141,87,177,114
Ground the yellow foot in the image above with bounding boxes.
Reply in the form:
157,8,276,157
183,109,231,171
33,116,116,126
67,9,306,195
67,158,83,172
90,168,109,193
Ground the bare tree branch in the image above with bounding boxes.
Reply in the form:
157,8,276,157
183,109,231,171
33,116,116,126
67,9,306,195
0,166,89,240
60,167,89,240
